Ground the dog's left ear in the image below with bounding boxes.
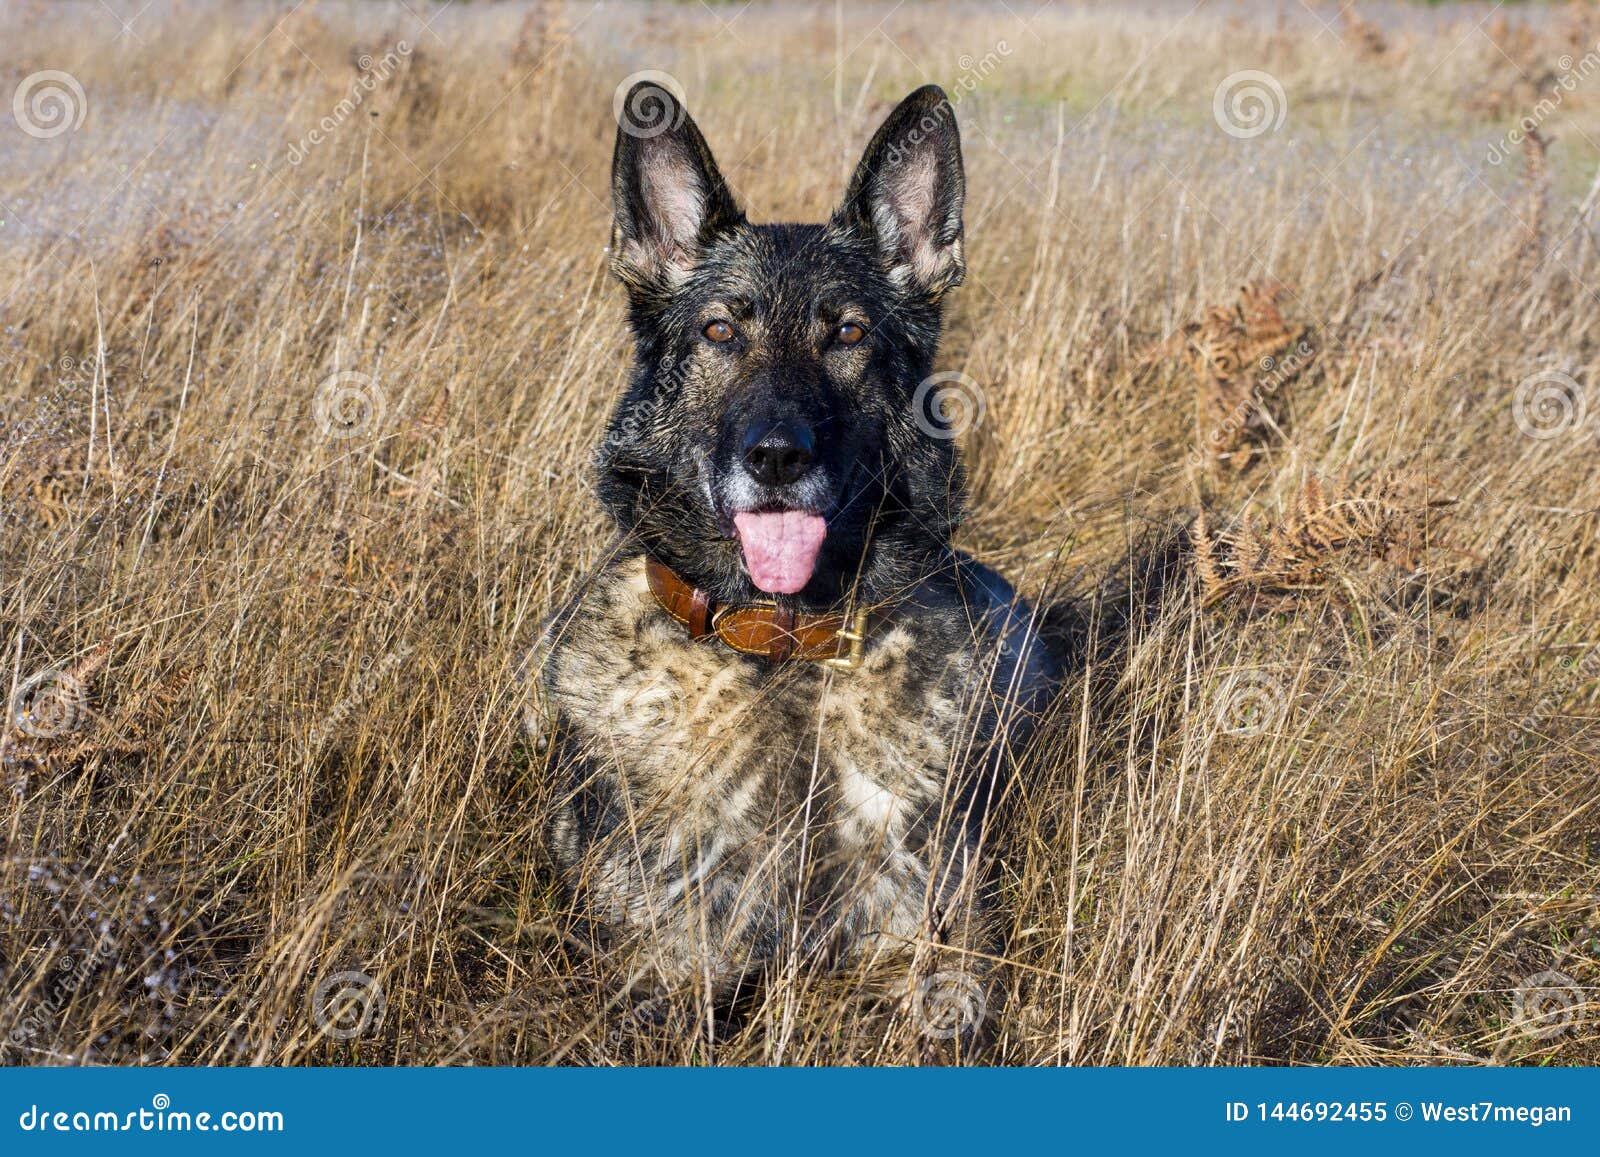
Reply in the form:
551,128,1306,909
834,85,965,298
610,82,744,296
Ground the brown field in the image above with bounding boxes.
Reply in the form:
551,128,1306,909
1,0,1597,1066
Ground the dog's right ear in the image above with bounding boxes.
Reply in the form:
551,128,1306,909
610,83,744,296
834,85,965,300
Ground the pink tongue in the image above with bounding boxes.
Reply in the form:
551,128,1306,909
733,511,828,595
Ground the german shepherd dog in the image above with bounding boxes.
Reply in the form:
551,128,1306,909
531,83,1056,1046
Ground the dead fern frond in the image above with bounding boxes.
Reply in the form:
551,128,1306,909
1516,127,1550,269
1341,6,1388,59
2,646,195,778
1191,472,1458,607
409,388,451,441
1,427,90,529
1142,280,1316,469
1468,14,1557,118
1191,510,1225,597
65,641,113,688
508,0,571,76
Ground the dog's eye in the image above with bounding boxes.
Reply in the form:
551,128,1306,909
703,320,737,344
835,322,867,346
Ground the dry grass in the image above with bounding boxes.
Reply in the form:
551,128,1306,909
2,0,1597,1066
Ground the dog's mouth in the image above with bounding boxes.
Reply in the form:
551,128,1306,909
730,509,828,595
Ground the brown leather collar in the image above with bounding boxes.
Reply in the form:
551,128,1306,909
645,558,868,668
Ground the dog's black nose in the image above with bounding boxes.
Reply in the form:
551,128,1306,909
741,419,816,487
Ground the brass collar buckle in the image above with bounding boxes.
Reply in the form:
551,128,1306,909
822,607,869,671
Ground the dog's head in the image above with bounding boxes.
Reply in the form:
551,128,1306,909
593,84,968,608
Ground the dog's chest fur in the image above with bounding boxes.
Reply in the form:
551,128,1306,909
537,554,1020,984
